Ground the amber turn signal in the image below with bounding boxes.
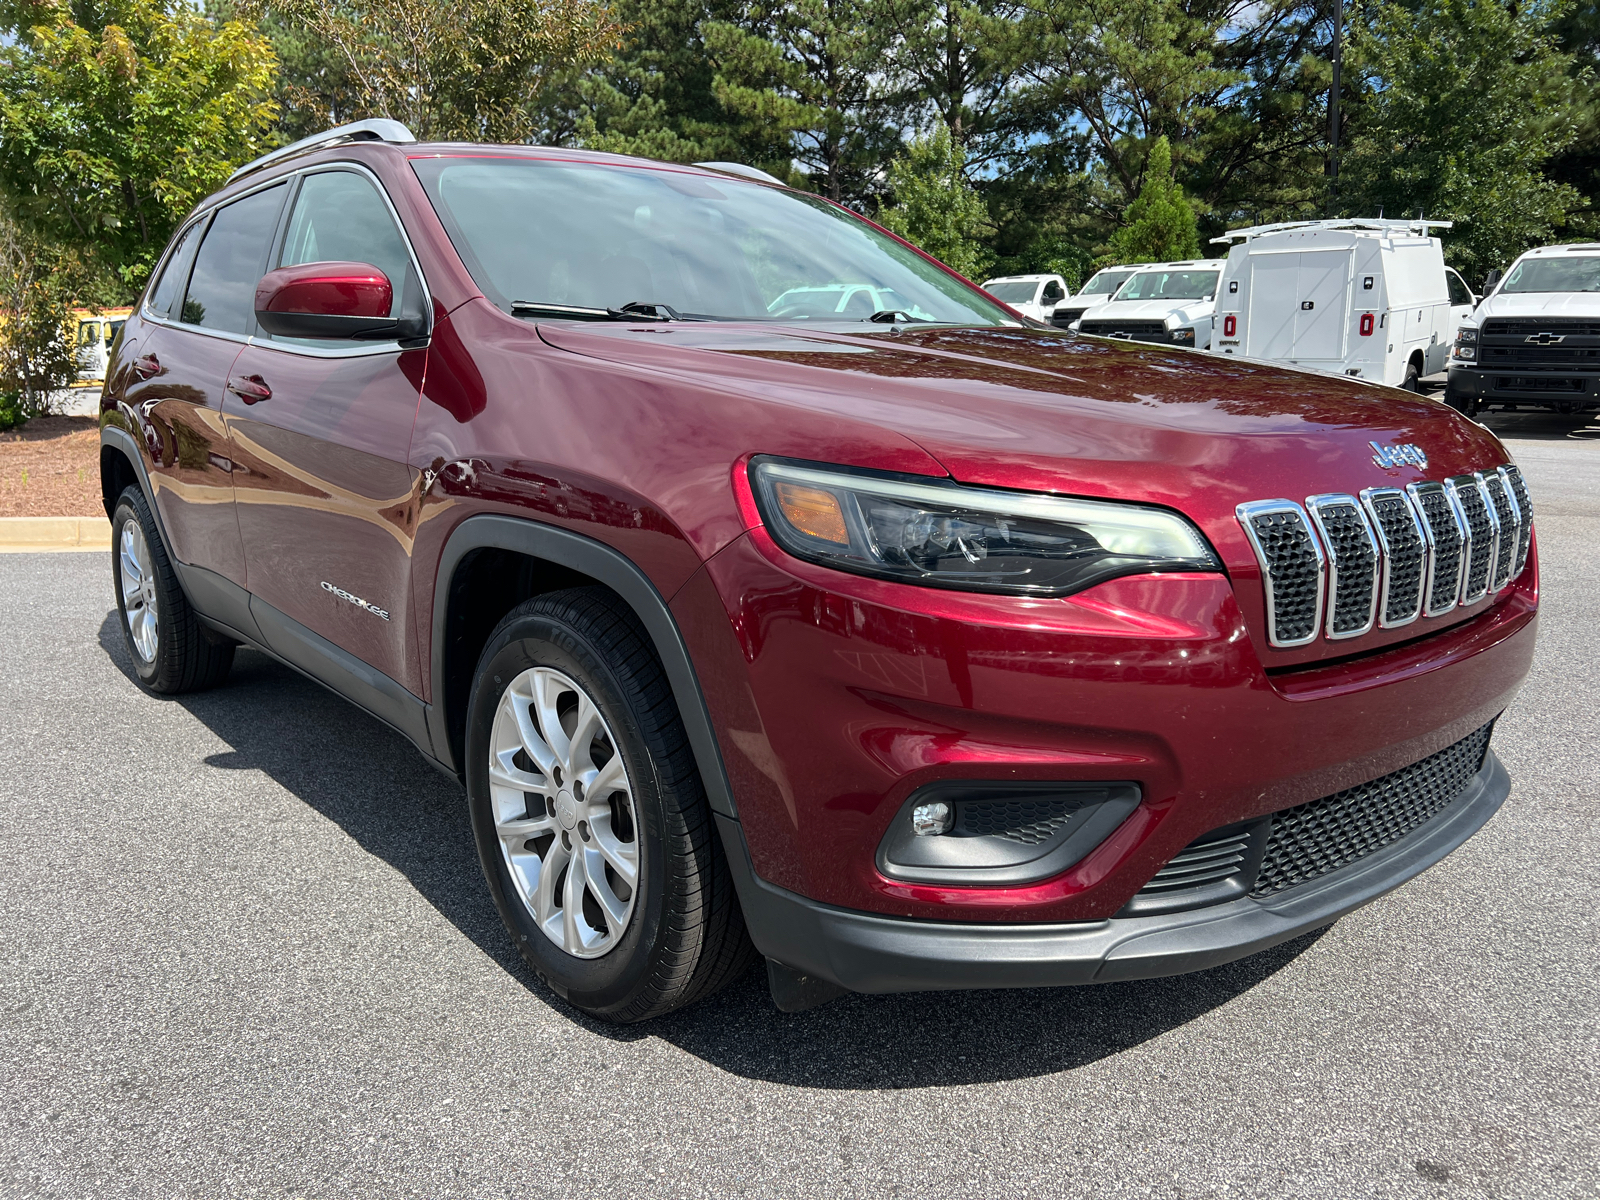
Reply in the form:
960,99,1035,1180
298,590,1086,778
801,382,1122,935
774,481,850,544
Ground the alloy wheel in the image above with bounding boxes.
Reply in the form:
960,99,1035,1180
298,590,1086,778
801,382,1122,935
488,666,639,959
119,519,159,663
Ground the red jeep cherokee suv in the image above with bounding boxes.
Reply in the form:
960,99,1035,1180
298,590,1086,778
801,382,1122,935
99,120,1537,1022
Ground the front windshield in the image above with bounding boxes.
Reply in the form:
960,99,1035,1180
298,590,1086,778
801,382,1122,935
1114,270,1218,302
1500,256,1600,294
985,280,1039,302
1080,269,1134,296
411,156,1017,325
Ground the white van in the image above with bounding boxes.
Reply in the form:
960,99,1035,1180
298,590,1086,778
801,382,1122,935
981,274,1070,322
1071,260,1226,348
1211,219,1476,390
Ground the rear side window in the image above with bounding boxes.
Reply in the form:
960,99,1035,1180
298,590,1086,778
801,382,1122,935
145,220,203,318
181,184,287,334
278,170,412,311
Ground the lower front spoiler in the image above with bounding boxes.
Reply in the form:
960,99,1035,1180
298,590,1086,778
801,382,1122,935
720,752,1509,995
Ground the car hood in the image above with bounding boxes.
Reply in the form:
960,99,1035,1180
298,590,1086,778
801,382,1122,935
1476,291,1600,319
536,321,1505,507
1077,298,1216,323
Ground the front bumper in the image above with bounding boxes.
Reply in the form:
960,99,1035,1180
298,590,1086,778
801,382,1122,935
1449,364,1600,405
721,752,1509,993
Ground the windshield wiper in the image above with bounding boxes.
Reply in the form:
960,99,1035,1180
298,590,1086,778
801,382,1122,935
868,309,930,324
511,300,713,322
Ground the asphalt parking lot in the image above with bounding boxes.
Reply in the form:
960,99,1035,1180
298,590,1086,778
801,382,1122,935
1,412,1596,1200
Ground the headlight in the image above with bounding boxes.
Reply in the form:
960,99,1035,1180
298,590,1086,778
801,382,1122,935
1457,328,1478,343
1454,345,1476,360
750,459,1221,596
1171,327,1196,345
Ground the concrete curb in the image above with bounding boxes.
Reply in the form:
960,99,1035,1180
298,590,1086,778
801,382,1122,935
0,516,112,553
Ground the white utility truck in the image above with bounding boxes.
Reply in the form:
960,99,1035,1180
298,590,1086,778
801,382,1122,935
1445,243,1600,417
1071,260,1226,348
1048,264,1140,328
1210,219,1476,390
981,273,1071,322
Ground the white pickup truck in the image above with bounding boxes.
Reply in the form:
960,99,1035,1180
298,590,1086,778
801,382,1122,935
980,274,1071,322
1446,243,1600,417
1071,260,1225,349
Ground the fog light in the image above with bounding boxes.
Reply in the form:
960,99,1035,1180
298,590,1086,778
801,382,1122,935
911,801,954,836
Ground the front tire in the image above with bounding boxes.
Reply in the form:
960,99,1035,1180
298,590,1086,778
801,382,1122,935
465,587,755,1023
1444,383,1480,418
110,486,234,693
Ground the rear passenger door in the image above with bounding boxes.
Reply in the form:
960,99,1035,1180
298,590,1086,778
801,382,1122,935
224,165,429,695
127,183,289,592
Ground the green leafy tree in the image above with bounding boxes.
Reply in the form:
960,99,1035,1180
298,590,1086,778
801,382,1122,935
1340,0,1583,276
878,124,991,278
248,0,624,143
1103,135,1199,262
0,0,280,292
0,213,86,430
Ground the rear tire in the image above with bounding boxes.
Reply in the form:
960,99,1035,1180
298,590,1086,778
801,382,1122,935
1401,358,1422,392
465,587,756,1023
110,486,234,694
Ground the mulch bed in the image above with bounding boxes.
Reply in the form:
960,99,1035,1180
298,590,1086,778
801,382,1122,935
0,415,104,518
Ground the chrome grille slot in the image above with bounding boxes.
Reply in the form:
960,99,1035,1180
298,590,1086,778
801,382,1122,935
1306,494,1379,639
1447,475,1497,603
1480,471,1518,592
1501,465,1533,578
1407,481,1466,615
1360,488,1426,627
1236,501,1325,647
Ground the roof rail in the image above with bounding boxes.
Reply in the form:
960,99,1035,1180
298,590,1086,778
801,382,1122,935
1211,217,1453,245
694,161,786,185
227,119,417,185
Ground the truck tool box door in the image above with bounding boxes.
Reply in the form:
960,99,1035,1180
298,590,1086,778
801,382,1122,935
1244,249,1353,365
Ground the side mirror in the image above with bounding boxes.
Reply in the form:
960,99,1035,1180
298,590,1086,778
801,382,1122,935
1482,268,1502,293
254,261,429,342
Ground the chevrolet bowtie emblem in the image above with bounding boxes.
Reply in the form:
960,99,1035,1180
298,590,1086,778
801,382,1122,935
1526,332,1565,345
1370,441,1428,469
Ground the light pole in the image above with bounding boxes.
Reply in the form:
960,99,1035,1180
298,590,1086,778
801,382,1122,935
1327,0,1343,217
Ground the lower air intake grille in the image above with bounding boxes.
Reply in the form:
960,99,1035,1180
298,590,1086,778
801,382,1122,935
1133,722,1495,908
1251,722,1494,897
1137,825,1254,894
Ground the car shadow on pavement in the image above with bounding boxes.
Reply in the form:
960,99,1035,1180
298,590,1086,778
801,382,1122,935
1479,412,1600,440
100,616,1326,1090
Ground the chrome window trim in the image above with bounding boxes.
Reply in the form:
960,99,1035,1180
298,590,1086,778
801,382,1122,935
142,161,432,362
1304,493,1378,640
1359,486,1426,629
1446,474,1496,606
1236,499,1325,648
1405,480,1467,616
1479,470,1518,593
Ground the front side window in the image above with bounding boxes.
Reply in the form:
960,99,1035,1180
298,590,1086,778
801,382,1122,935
1042,280,1065,302
181,184,287,334
1446,269,1472,306
1114,270,1218,302
986,280,1040,302
411,157,1016,325
279,171,413,311
1500,256,1600,294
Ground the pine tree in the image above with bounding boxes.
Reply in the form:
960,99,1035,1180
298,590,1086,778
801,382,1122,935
1103,136,1199,264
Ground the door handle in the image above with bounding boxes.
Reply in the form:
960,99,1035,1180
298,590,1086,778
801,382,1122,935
227,374,271,404
133,353,160,380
